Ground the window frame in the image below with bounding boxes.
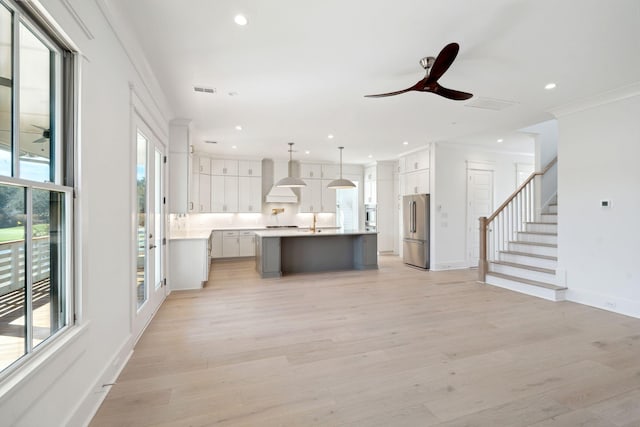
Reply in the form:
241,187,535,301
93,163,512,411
0,0,78,381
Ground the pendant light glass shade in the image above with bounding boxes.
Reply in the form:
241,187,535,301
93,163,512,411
276,142,307,188
327,147,356,189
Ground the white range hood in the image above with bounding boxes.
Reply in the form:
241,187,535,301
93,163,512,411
265,161,298,203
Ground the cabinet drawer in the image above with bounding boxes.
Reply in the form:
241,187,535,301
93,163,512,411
223,231,239,237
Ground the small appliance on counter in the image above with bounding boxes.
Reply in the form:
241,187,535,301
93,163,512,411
403,194,430,269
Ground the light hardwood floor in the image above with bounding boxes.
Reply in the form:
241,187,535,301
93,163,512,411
91,256,640,426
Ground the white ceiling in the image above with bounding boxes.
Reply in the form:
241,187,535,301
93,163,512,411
111,0,640,164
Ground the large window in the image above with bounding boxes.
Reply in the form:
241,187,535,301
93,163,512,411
0,0,74,375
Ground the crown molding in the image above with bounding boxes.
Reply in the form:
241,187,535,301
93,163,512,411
550,82,640,118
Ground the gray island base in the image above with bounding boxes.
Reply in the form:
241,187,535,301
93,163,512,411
255,230,378,278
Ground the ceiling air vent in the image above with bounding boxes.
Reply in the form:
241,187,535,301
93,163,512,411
204,140,217,144
465,97,517,111
193,86,216,94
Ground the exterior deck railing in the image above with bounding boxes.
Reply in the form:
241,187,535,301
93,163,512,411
0,237,50,296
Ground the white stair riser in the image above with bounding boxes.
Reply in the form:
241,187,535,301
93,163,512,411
525,223,557,233
489,263,557,284
547,204,558,214
516,232,557,244
508,242,557,256
539,214,558,223
498,252,558,269
485,274,566,302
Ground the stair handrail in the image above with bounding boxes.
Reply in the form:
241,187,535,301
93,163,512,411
479,156,557,281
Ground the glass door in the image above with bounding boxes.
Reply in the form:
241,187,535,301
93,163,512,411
133,119,166,341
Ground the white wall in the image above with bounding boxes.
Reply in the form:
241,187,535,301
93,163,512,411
0,0,172,425
557,92,640,318
430,143,534,270
521,119,558,206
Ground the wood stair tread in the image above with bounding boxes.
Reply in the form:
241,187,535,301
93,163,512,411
518,231,557,236
509,241,557,248
490,260,555,275
486,271,566,291
499,250,558,261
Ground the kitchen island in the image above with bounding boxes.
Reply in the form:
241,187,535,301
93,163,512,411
255,229,378,278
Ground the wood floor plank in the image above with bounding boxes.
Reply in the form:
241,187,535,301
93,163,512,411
90,256,640,426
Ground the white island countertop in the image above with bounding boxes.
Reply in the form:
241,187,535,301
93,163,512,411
254,229,377,238
169,230,212,240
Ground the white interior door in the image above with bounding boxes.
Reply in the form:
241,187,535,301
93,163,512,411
133,120,166,341
467,169,494,267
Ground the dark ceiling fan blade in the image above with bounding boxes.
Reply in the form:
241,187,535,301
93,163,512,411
425,42,460,84
365,79,425,98
33,137,47,143
364,87,416,98
31,124,47,131
429,83,473,101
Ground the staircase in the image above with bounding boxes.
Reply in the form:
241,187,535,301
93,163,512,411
478,157,565,301
485,197,566,301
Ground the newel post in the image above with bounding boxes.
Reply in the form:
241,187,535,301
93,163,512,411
479,216,488,282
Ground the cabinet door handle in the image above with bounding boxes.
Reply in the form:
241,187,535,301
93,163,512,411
248,169,252,175
223,167,227,174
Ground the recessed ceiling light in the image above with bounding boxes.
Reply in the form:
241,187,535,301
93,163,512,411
235,125,242,131
232,145,237,149
368,154,373,159
328,134,334,139
234,14,247,26
403,141,409,145
545,82,557,90
497,138,504,143
305,150,310,154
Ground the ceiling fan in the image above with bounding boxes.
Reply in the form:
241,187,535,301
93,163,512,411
365,42,473,101
31,124,50,143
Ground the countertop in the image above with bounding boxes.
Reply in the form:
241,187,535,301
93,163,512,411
254,229,377,238
169,226,342,240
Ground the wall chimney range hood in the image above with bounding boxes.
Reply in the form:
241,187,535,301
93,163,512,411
265,161,299,203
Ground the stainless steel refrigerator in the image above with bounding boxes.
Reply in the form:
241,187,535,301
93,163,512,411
403,194,430,269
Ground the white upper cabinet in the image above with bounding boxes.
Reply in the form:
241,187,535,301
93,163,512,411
364,165,377,182
300,163,322,179
238,160,262,177
299,179,323,212
321,164,339,180
211,159,238,176
321,179,337,213
404,169,430,195
211,175,239,212
238,176,262,213
198,156,211,174
401,148,430,172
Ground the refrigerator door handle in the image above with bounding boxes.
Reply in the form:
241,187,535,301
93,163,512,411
412,201,417,233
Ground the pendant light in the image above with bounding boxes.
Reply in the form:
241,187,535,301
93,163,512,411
276,142,307,187
327,147,356,189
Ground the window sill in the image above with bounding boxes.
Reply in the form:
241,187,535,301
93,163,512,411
0,322,90,404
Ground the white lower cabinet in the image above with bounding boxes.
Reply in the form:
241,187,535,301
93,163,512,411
211,231,223,258
239,231,256,256
212,230,258,258
222,231,240,257
169,237,209,290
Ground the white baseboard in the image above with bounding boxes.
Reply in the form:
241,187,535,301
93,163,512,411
566,288,640,319
431,260,470,271
64,338,134,427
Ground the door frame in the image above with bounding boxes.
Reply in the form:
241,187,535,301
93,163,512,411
131,110,168,344
466,161,495,268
